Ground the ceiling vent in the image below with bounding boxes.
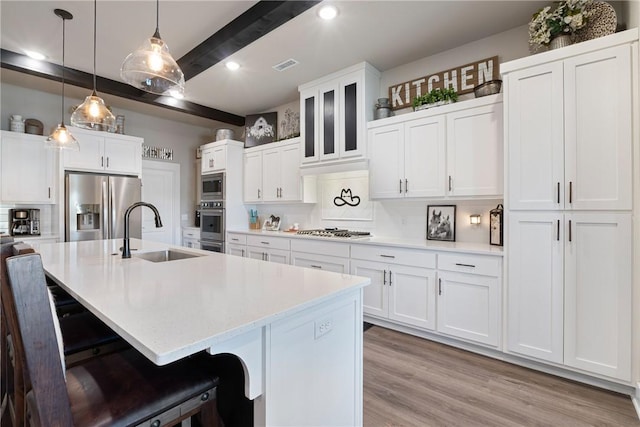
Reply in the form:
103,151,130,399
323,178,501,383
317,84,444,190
272,58,299,72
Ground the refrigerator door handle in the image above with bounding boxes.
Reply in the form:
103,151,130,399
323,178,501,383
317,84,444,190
102,179,109,239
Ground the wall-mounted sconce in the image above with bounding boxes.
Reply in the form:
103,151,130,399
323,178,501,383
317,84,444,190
470,214,481,225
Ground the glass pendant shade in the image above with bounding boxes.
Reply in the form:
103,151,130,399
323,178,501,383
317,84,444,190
70,0,113,130
46,123,79,150
120,32,185,96
71,91,116,130
47,8,78,151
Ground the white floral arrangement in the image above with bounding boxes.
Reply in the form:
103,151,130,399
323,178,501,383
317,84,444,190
529,0,593,51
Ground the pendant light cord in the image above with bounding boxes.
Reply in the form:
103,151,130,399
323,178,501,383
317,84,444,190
61,16,66,124
92,0,97,93
156,0,159,33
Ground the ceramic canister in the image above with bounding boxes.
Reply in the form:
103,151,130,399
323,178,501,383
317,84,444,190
10,115,25,132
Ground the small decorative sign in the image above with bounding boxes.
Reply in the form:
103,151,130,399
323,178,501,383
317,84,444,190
142,144,173,160
245,112,278,147
334,189,361,207
388,56,500,110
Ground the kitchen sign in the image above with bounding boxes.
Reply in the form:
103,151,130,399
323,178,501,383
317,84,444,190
388,56,500,110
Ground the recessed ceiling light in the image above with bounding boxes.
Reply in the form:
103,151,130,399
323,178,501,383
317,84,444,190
226,61,240,71
24,50,46,60
318,5,338,20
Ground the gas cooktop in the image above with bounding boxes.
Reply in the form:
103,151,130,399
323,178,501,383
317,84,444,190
296,228,371,239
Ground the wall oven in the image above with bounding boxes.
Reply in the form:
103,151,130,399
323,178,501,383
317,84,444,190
200,200,225,251
201,172,225,201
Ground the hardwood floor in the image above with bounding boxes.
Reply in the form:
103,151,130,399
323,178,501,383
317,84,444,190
363,326,639,427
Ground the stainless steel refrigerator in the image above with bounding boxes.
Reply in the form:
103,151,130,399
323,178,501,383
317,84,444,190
65,172,142,242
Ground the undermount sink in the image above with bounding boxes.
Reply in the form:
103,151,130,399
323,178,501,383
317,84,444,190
133,249,204,263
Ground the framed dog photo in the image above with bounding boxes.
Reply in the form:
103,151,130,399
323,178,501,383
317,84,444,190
426,205,456,241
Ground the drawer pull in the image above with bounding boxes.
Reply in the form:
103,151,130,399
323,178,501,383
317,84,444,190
231,238,239,241
379,254,395,259
455,263,475,268
310,265,322,269
260,241,270,245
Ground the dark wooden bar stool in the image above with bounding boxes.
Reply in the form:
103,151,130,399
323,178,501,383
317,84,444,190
4,252,222,426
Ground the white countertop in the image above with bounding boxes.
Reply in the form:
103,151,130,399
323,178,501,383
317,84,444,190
228,229,504,256
34,239,370,365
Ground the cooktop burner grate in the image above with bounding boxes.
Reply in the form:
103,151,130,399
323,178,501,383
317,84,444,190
296,229,371,239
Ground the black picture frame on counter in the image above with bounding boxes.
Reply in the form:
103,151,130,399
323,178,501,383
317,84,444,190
427,205,456,242
489,204,504,246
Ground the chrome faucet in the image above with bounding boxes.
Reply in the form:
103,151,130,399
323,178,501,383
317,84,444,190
122,202,163,259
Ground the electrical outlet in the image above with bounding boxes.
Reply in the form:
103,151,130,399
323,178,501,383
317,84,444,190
314,317,333,339
181,214,188,221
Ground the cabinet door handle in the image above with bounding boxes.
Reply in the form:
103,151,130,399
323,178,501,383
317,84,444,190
106,157,109,168
438,278,442,295
379,254,395,259
568,220,572,242
455,263,476,268
48,187,51,199
101,156,104,167
557,182,560,204
569,181,573,204
405,179,408,193
383,270,387,285
258,189,261,199
241,249,245,257
557,219,560,241
448,176,452,192
263,252,267,261
399,179,402,194
310,265,322,269
389,270,392,286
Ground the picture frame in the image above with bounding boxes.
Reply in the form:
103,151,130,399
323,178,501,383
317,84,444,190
262,214,281,231
245,112,278,148
426,205,456,241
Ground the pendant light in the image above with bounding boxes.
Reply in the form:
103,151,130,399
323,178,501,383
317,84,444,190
70,0,115,130
46,9,79,150
120,0,185,96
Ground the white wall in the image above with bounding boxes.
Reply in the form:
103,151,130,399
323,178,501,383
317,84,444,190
0,82,225,226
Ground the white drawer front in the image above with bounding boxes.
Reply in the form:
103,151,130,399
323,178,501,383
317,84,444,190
246,235,290,250
350,244,436,268
290,239,350,258
438,253,501,277
183,230,201,239
227,233,247,245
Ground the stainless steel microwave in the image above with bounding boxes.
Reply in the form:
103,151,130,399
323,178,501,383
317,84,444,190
201,172,224,201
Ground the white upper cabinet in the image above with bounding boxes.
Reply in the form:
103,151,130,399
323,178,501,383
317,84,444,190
506,42,632,210
368,94,502,200
446,103,503,197
0,131,57,204
63,127,142,176
200,139,244,175
299,62,380,166
244,139,313,204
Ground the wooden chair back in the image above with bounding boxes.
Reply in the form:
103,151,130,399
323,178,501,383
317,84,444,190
1,240,35,427
3,251,73,426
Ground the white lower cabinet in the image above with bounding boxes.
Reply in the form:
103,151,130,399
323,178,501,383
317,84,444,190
181,227,200,249
508,211,632,380
351,245,437,330
437,271,500,347
226,233,247,257
246,235,291,264
290,239,350,273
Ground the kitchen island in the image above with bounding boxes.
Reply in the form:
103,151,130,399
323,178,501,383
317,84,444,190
33,238,370,426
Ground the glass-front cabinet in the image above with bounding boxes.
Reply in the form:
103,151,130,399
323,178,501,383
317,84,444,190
299,62,379,165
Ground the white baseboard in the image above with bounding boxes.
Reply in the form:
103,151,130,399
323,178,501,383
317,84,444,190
633,383,640,421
